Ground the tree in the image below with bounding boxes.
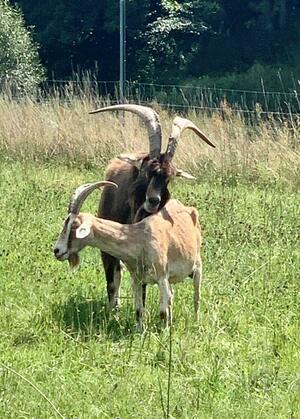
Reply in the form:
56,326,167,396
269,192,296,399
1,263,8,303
136,0,222,82
11,0,300,90
14,0,151,81
0,0,44,91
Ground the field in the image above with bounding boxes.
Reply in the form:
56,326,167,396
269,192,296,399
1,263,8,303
0,96,300,418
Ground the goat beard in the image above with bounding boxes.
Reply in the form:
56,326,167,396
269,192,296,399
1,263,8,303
68,253,80,269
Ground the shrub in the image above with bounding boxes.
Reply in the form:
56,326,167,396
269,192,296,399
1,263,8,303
0,0,44,92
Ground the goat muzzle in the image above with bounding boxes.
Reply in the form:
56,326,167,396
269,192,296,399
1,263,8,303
144,196,161,213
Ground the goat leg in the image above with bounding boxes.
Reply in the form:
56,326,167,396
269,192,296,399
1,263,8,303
158,277,173,327
132,278,144,333
101,252,122,310
191,259,202,321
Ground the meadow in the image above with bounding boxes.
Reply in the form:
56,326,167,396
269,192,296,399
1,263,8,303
0,94,299,418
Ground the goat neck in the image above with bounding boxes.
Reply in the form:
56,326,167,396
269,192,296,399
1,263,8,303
84,216,142,262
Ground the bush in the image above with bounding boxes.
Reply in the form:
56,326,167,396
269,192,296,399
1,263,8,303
0,0,44,92
185,60,300,93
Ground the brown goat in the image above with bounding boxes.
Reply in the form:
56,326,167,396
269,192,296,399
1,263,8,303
53,181,202,331
89,105,214,309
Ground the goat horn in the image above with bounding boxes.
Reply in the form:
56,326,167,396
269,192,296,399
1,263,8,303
68,181,118,215
89,104,162,158
166,116,216,159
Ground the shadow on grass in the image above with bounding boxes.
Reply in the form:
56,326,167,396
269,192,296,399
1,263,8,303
52,294,136,341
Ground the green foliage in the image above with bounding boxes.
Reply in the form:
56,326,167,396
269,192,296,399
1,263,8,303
0,0,44,91
10,0,300,90
137,0,222,82
185,59,300,92
0,160,299,417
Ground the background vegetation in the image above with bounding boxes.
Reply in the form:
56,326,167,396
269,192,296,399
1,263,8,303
10,0,300,91
0,0,44,92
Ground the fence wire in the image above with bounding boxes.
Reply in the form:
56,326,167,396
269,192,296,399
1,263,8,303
2,79,300,121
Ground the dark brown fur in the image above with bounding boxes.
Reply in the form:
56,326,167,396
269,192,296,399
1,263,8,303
98,153,177,308
99,153,176,223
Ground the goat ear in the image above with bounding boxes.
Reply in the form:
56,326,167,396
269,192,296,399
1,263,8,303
75,220,92,239
117,153,143,170
176,169,196,180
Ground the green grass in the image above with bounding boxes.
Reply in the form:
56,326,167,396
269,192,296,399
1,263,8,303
0,160,299,418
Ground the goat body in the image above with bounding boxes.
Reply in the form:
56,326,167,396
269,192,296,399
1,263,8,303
54,193,202,330
97,199,201,283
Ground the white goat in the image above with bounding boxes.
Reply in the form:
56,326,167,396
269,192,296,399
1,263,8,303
54,181,203,330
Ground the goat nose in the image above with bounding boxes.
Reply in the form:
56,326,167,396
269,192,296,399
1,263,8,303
148,196,160,206
53,247,60,256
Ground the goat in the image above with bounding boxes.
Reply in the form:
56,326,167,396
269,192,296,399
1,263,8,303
89,104,214,309
53,181,202,331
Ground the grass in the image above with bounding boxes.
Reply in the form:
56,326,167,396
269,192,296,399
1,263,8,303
0,159,299,418
0,92,300,417
0,93,300,187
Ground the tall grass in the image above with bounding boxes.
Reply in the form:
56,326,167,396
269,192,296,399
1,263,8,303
0,89,299,185
1,88,300,417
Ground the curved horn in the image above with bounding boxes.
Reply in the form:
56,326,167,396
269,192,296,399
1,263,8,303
89,104,162,158
68,181,118,215
166,116,216,159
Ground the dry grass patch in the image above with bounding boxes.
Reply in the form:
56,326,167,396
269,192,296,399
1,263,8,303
0,94,299,184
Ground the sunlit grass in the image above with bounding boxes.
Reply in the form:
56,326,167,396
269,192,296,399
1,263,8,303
0,161,299,417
